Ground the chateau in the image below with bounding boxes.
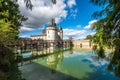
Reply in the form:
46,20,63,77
30,19,63,42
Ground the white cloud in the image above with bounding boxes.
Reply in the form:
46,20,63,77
20,27,34,33
84,20,98,29
63,28,87,40
18,0,67,33
90,32,96,35
70,9,78,19
19,35,29,38
63,20,98,40
67,0,76,8
63,28,95,40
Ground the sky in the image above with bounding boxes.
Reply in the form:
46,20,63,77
18,0,101,40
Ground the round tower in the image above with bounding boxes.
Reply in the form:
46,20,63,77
46,19,57,41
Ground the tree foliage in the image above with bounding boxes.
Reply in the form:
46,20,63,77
85,35,93,40
90,0,120,77
0,0,26,44
0,0,26,79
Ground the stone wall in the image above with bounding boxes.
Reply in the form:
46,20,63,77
72,40,92,48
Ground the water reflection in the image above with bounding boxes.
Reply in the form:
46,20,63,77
68,48,73,54
46,51,64,72
20,50,120,80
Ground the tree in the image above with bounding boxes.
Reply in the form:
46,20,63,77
85,35,93,40
90,0,120,37
0,0,26,79
90,0,120,77
0,0,56,79
92,32,106,58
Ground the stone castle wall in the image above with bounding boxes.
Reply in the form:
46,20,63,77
72,40,92,48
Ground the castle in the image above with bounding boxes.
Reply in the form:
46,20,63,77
30,19,63,42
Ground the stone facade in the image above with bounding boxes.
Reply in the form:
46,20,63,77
72,40,92,48
30,19,63,42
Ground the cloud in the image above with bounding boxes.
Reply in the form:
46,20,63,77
19,27,35,33
90,32,96,35
67,0,76,8
63,28,87,39
18,0,67,33
63,28,96,40
84,20,98,29
70,9,78,19
19,35,29,38
63,20,97,40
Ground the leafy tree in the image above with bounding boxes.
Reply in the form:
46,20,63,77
0,0,56,79
90,0,120,77
0,0,26,79
85,35,93,48
91,29,105,58
85,35,93,40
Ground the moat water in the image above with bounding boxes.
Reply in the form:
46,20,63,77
19,50,120,80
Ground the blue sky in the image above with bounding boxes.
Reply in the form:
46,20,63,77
18,0,101,40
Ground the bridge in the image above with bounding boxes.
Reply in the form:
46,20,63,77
15,38,73,54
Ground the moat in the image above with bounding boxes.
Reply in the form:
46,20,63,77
19,50,120,80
